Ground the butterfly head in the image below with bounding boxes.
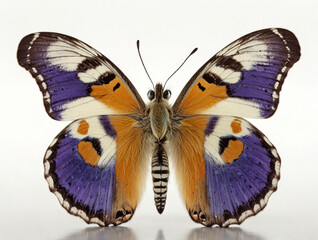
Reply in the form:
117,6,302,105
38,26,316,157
147,83,171,102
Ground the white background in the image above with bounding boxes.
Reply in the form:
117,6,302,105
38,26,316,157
1,0,318,240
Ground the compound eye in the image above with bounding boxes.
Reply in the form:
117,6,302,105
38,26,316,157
163,90,171,100
147,90,155,100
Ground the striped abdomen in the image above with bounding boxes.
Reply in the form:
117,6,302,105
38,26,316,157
152,144,169,214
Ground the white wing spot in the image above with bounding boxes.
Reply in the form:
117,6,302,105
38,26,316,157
44,161,50,175
272,91,279,99
232,40,268,70
60,97,116,120
275,161,281,174
208,66,241,84
46,176,54,189
78,210,89,221
54,191,63,204
238,210,253,222
264,190,273,203
50,137,58,147
260,199,265,208
45,149,52,159
90,217,105,226
222,218,237,227
202,98,262,118
78,65,111,83
31,67,38,74
272,178,278,187
46,41,90,71
30,33,40,45
263,136,273,147
63,200,70,210
253,204,261,213
271,148,279,158
41,82,47,89
70,207,78,215
271,28,284,39
37,74,44,81
44,91,51,103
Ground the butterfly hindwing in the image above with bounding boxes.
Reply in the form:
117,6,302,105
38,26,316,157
45,115,150,226
173,28,300,118
203,116,280,226
171,115,280,226
17,32,145,120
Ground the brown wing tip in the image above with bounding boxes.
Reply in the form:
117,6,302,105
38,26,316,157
17,33,37,68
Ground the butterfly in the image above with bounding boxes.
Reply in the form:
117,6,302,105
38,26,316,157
17,28,300,227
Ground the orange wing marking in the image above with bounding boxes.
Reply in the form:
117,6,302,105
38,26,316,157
78,141,100,166
179,77,228,114
222,139,244,164
90,76,139,113
77,120,89,135
231,119,242,133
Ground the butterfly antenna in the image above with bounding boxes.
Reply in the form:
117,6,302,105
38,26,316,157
163,47,198,89
137,40,155,89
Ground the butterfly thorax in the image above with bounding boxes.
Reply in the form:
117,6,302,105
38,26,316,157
147,84,172,141
148,102,171,140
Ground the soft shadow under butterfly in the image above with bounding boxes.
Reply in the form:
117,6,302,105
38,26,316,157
17,28,300,227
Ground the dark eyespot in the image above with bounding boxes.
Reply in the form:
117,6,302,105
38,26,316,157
163,90,171,100
147,90,155,100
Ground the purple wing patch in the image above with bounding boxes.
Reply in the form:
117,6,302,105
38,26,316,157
203,116,280,226
44,116,117,226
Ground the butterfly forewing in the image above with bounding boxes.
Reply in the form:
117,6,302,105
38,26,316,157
17,32,145,120
173,28,300,118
